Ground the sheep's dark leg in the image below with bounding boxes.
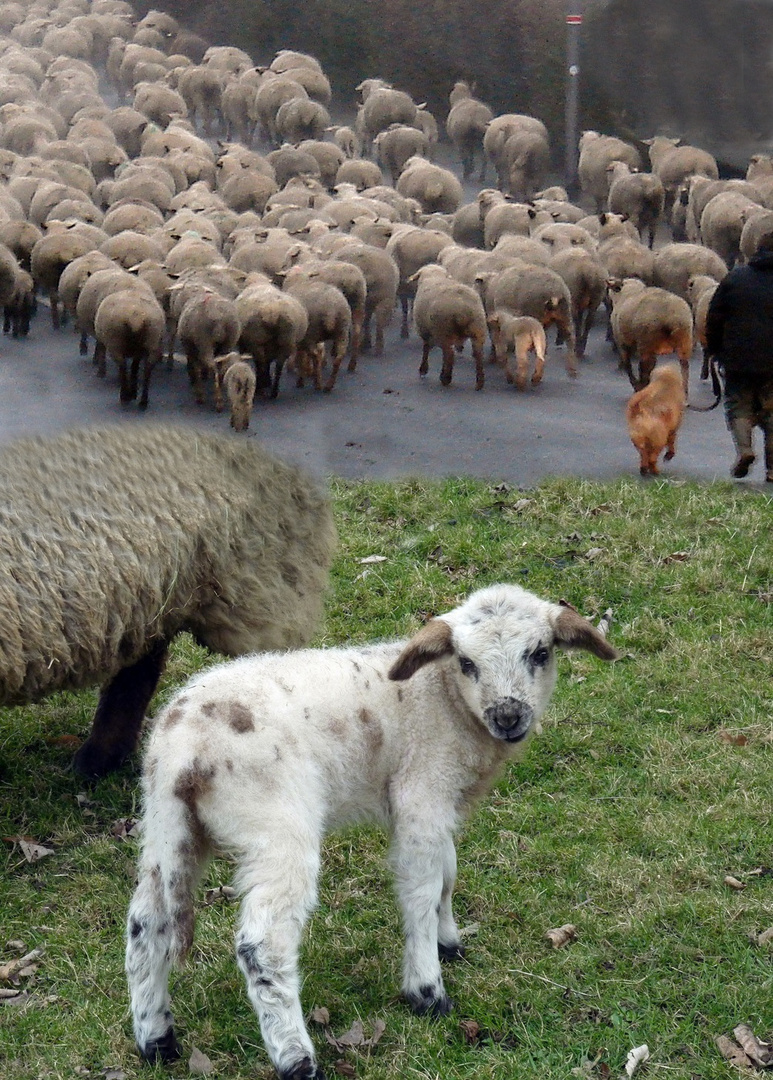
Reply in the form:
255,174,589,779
72,639,169,778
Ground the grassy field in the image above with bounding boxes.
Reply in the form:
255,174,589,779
2,475,773,1080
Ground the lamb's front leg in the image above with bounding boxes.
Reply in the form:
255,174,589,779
437,835,464,962
391,824,456,1017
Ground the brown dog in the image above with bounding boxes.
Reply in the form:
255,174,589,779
626,362,686,476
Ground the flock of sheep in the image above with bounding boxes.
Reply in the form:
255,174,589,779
0,0,772,449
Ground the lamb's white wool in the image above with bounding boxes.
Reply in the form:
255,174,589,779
126,583,618,1080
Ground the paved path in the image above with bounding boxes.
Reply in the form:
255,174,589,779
0,300,753,488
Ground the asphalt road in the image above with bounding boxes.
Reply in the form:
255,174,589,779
0,295,750,488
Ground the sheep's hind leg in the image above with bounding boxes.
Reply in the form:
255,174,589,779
72,639,169,778
437,835,464,962
235,828,324,1080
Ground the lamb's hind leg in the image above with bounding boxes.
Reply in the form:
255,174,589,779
235,824,324,1080
437,835,464,962
72,639,169,778
126,780,210,1064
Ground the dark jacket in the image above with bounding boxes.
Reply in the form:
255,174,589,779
705,249,773,380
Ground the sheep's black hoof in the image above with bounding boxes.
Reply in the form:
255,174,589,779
438,941,466,963
71,740,131,779
406,985,453,1018
139,1028,182,1064
279,1056,326,1080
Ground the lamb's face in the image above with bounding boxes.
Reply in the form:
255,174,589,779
389,584,619,743
448,606,559,743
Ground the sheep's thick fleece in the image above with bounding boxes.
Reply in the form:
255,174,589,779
0,425,336,776
126,583,618,1080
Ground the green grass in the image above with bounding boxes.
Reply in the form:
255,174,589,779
2,475,773,1079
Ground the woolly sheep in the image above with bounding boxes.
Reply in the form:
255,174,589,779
739,209,773,263
699,190,765,270
446,96,493,182
93,286,166,408
177,288,242,405
3,265,34,337
254,76,309,145
651,242,727,301
275,97,331,145
126,582,617,1077
333,240,398,354
334,156,383,192
328,124,361,160
374,124,429,185
607,277,693,392
296,140,345,190
548,245,606,358
76,264,138,361
483,113,548,189
606,161,665,248
412,263,488,389
281,257,367,370
645,137,719,215
487,311,547,389
177,64,225,138
686,273,719,380
0,425,336,777
30,222,109,329
214,351,257,430
282,276,352,392
396,157,463,215
577,131,641,214
385,225,455,338
267,145,321,187
235,273,309,398
358,86,419,153
502,129,551,202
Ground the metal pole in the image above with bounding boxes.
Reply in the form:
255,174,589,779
565,6,582,194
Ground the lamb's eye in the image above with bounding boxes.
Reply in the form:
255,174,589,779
532,646,551,667
459,656,479,679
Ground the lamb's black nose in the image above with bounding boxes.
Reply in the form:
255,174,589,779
484,698,534,740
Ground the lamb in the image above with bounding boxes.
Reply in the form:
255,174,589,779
93,286,166,408
577,131,641,214
606,161,665,248
607,277,694,392
445,95,493,182
0,425,336,778
125,582,618,1079
486,311,547,389
396,157,463,215
412,263,488,389
214,350,257,430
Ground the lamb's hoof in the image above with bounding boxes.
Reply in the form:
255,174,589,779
139,1028,182,1064
664,450,675,461
732,452,755,478
71,740,130,779
438,941,466,962
406,986,453,1018
280,1056,326,1080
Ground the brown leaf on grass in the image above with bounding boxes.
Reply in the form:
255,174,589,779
188,1046,214,1074
719,730,749,747
0,947,44,982
334,1061,357,1078
662,550,690,564
324,1018,385,1053
45,734,82,749
724,875,747,890
203,885,237,905
716,1034,756,1070
756,927,773,947
460,1019,481,1045
111,818,140,841
3,836,55,863
368,1020,386,1048
309,1006,330,1025
545,924,578,948
733,1025,773,1067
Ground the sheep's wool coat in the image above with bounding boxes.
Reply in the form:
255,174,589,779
0,425,336,703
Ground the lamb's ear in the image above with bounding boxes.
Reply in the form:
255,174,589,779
552,603,620,661
388,619,454,681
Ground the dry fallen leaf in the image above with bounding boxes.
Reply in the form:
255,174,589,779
188,1046,214,1075
460,1018,481,1044
309,1006,330,1025
733,1025,773,1067
663,551,690,564
716,1034,755,1070
334,1061,356,1078
545,924,578,949
203,885,237,905
624,1043,650,1077
757,927,773,947
0,947,44,982
585,547,605,561
357,555,387,564
724,875,747,890
111,818,140,841
3,837,55,863
719,730,749,747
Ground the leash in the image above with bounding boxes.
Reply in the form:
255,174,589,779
688,357,722,412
